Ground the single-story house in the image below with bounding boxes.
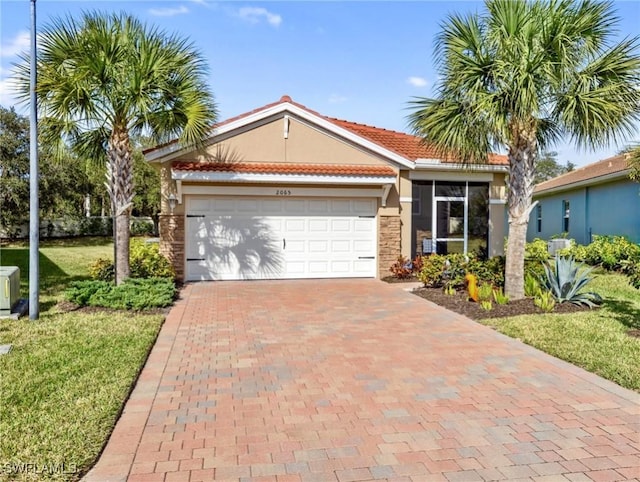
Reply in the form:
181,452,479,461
527,154,639,245
144,95,509,281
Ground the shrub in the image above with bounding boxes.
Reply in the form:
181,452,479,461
525,238,550,262
480,300,493,311
524,258,546,281
65,277,176,310
542,256,602,307
418,254,448,287
524,273,541,297
620,259,640,289
492,288,509,305
534,290,556,312
411,255,424,274
444,285,456,295
477,283,494,302
418,253,506,289
569,235,640,270
468,255,505,287
89,258,115,281
390,256,413,279
89,239,175,281
130,219,155,237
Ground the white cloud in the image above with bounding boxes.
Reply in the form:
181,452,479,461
1,31,30,58
237,7,282,27
148,5,189,17
0,75,20,108
328,94,347,104
407,76,428,88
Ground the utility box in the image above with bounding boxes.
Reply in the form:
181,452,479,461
547,239,571,256
0,266,20,315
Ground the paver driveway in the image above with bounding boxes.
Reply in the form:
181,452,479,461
85,279,640,482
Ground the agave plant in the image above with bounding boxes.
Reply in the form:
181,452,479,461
542,256,602,308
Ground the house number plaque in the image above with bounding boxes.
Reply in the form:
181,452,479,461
275,189,292,196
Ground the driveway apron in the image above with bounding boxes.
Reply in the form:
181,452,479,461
85,279,640,482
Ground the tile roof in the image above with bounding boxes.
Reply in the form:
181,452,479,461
172,161,397,177
145,95,508,166
534,154,631,194
327,118,508,165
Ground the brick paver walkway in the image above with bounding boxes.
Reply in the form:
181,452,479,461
85,279,640,482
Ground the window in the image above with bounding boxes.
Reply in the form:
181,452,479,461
411,181,489,258
562,200,570,233
536,205,542,233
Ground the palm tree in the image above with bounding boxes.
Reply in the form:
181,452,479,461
16,12,217,284
627,144,640,181
408,0,640,299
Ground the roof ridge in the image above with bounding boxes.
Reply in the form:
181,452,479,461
326,116,415,137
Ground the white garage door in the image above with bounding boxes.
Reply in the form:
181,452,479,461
185,196,377,281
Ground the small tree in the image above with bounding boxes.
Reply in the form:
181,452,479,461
16,12,217,284
0,106,91,238
534,151,575,184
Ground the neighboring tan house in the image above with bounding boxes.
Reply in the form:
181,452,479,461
527,154,639,245
144,95,509,281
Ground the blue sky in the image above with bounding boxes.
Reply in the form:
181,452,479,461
1,0,639,166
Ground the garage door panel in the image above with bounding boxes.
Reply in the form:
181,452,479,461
186,196,376,280
285,199,306,213
331,240,350,252
188,198,211,212
237,199,259,212
353,199,376,214
261,199,283,214
330,200,351,213
309,240,328,253
309,219,329,232
331,219,351,232
353,259,375,273
308,200,329,213
213,198,235,212
354,239,374,253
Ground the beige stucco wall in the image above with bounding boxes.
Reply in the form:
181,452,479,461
171,116,392,167
398,171,413,258
489,172,507,257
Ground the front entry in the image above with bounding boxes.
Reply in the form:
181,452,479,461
434,197,466,255
412,181,489,258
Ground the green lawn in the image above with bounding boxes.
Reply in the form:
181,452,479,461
481,273,640,392
0,238,164,481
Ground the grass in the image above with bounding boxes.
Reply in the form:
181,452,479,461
0,238,164,480
482,273,640,392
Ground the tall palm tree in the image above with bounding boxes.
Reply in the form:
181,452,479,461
16,12,217,284
408,0,640,299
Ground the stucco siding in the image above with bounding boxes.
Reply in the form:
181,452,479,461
586,181,640,243
528,179,640,244
527,189,586,242
171,116,393,167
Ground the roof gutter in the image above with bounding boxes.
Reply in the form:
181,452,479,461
534,170,630,196
414,159,509,172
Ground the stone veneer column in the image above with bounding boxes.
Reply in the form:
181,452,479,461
378,215,402,278
159,214,185,282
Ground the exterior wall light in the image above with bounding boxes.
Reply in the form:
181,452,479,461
168,193,177,214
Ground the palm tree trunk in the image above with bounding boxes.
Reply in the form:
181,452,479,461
504,131,537,300
107,127,134,285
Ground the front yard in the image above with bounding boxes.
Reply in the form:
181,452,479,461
483,273,640,392
1,238,639,480
0,239,164,480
